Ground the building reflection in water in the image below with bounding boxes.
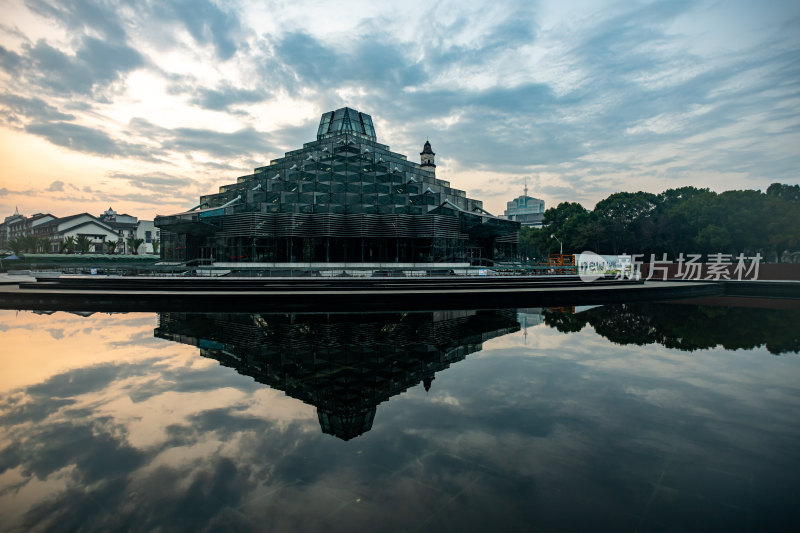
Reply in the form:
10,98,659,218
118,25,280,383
155,310,521,440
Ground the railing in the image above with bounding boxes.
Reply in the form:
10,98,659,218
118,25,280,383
22,263,579,278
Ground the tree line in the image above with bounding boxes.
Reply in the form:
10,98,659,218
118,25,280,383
542,302,800,355
519,183,800,261
6,235,156,255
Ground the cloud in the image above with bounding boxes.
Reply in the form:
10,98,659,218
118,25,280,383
24,36,143,96
24,121,155,159
46,181,65,192
106,172,196,192
25,0,129,42
0,0,799,216
0,186,36,197
153,0,243,60
0,44,22,72
273,31,427,91
0,91,79,122
190,85,270,111
129,118,276,159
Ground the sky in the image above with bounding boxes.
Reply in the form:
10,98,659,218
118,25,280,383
0,0,798,220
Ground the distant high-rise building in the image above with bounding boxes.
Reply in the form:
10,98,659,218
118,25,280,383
504,184,545,227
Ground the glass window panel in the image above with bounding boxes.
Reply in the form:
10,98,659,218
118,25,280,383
317,112,332,137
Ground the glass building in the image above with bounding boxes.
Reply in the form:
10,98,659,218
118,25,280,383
155,107,520,265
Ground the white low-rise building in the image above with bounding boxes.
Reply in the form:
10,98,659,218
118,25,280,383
35,213,119,252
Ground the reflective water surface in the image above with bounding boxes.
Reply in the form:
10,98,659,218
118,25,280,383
1,301,799,532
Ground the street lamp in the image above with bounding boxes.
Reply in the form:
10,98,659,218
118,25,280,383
550,234,563,255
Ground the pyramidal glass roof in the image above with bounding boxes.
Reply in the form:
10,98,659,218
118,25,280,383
317,107,376,141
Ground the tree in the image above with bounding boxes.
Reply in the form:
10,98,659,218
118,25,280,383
517,226,551,262
151,239,160,255
8,237,24,255
593,192,658,254
106,240,117,254
767,183,800,202
541,202,591,254
37,238,51,253
694,224,732,252
126,237,145,255
61,236,75,254
22,235,38,253
765,194,800,257
75,235,92,254
517,183,798,259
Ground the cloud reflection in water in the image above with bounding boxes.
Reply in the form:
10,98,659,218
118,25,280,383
0,304,798,532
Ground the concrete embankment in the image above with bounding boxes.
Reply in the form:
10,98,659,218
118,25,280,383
0,276,725,312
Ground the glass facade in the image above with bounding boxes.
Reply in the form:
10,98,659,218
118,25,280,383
156,107,520,264
504,195,545,226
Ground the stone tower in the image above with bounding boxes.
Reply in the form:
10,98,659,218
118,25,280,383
420,140,436,175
